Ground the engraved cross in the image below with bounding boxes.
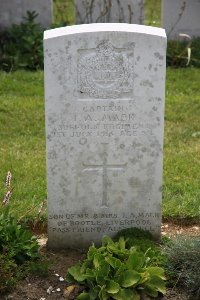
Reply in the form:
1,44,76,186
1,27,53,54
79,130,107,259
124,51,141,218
82,144,127,208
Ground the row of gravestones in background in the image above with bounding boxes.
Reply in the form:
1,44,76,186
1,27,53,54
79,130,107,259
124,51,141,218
0,0,200,39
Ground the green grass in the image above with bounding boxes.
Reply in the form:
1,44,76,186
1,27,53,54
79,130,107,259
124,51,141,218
0,71,46,219
163,68,200,219
0,68,200,221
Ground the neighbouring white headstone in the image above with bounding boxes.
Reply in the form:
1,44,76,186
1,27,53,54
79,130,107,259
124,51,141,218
162,0,200,39
76,0,144,24
44,23,166,249
0,0,52,30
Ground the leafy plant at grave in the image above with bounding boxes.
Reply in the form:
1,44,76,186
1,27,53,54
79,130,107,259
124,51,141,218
0,171,39,264
0,208,40,264
113,228,154,251
0,11,43,71
0,208,41,293
163,236,200,300
66,235,167,299
113,228,165,267
0,171,42,293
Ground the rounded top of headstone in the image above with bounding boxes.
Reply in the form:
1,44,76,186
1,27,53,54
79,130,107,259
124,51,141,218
44,23,166,40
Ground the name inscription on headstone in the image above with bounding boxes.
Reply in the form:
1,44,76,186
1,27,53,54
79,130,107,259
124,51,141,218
50,103,157,139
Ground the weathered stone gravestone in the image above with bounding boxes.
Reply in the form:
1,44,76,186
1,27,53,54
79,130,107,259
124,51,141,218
44,23,167,248
76,0,144,24
0,0,52,30
162,0,200,39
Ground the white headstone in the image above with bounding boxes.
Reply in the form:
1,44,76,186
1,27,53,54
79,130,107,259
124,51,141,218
76,0,144,24
162,0,200,39
44,23,166,249
0,0,52,30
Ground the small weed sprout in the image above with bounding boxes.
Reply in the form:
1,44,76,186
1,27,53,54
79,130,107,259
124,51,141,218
2,171,13,205
5,171,12,189
38,199,47,220
2,170,47,225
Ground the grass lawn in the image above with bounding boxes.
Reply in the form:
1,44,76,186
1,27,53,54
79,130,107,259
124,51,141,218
0,71,46,220
163,68,200,220
0,68,200,221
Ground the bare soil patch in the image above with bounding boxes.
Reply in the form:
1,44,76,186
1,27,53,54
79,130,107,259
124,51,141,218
162,221,200,237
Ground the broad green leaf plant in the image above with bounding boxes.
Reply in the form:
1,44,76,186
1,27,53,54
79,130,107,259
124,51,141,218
66,236,166,300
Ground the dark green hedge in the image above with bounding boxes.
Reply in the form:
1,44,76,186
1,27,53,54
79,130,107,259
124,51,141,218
0,11,43,72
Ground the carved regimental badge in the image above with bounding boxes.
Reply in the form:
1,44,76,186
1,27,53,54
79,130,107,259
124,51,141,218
78,40,134,99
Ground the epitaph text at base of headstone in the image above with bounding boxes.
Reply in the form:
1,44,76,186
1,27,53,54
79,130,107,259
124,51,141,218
44,23,167,248
0,0,52,30
76,0,144,24
162,0,200,39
